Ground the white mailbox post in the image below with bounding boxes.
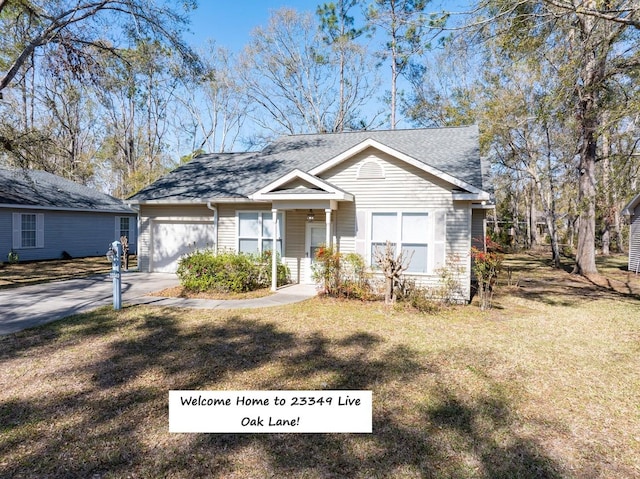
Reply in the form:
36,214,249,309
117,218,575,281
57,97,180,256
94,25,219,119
106,240,122,310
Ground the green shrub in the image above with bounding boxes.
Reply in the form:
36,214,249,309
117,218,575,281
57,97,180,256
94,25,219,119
7,250,19,264
176,249,289,293
312,246,373,299
395,277,441,314
471,237,504,311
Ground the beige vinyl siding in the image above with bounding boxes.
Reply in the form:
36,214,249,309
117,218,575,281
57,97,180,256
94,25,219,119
321,147,471,300
217,204,290,253
335,201,356,253
630,206,640,273
138,204,214,272
284,210,306,283
446,205,472,301
217,204,261,252
322,147,454,209
471,209,486,250
324,147,455,262
217,204,307,282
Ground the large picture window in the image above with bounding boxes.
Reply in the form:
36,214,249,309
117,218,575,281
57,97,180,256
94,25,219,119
238,212,283,255
370,212,429,273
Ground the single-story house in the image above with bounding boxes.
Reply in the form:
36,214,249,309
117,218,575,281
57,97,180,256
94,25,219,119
0,168,137,262
128,126,493,301
623,193,640,273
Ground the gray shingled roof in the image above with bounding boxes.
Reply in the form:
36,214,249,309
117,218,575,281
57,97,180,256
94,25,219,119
0,168,135,213
129,125,485,203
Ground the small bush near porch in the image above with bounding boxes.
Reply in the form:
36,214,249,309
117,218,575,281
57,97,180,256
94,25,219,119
176,249,289,293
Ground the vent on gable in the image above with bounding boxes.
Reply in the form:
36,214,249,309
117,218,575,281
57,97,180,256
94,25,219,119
357,160,385,179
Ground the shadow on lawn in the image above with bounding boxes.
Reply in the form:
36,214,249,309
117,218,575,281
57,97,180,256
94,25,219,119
1,307,565,478
500,254,640,308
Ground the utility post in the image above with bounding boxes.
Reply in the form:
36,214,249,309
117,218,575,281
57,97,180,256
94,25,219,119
106,240,122,310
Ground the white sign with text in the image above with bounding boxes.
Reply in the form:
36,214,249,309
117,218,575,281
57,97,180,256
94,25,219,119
169,390,372,433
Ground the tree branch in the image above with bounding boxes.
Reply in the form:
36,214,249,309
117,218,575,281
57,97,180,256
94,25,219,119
543,0,640,29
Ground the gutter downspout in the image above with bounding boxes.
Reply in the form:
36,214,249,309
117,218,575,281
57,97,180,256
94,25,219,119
128,203,141,271
206,202,218,254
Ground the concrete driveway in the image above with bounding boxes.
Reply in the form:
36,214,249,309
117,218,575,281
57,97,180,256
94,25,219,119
0,272,179,336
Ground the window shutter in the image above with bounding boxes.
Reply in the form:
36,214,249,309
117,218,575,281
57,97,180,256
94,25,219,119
36,214,45,248
12,213,21,249
355,210,366,257
432,210,446,272
115,216,120,240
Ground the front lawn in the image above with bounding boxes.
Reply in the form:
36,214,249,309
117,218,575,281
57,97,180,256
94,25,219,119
0,256,137,289
1,254,639,478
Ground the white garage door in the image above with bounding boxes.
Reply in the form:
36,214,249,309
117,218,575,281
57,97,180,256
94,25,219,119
151,221,214,273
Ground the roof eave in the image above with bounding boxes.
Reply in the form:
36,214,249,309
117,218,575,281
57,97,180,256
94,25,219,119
623,192,640,216
0,203,135,214
452,192,492,201
128,197,255,205
251,192,354,201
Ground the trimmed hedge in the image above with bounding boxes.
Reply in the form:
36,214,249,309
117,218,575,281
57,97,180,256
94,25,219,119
176,250,289,293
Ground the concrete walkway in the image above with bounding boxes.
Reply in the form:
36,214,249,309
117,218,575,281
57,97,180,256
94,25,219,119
129,282,318,310
0,272,317,336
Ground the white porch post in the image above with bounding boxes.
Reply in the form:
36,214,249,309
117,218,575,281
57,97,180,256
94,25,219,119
271,208,278,292
325,209,332,247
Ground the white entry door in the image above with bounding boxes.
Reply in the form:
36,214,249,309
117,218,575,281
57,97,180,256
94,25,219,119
304,223,326,283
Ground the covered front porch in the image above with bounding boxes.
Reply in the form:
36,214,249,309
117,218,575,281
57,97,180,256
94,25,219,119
248,169,354,291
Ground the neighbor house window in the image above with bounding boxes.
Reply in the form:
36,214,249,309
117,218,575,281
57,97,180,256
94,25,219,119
118,217,130,240
238,212,283,255
370,212,428,273
22,214,36,248
12,213,44,249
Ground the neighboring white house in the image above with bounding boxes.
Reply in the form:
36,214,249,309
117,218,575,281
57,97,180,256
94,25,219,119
128,126,493,301
623,193,640,274
0,168,137,262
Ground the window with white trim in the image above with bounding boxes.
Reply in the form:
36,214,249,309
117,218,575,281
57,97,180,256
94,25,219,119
12,212,44,249
370,212,429,273
118,216,130,241
238,212,283,255
22,214,37,247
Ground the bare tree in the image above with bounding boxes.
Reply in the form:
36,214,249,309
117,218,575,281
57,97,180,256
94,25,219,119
463,0,640,275
173,43,248,154
373,240,413,304
238,8,378,136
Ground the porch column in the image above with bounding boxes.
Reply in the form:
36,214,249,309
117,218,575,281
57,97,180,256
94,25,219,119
325,209,332,247
271,208,278,292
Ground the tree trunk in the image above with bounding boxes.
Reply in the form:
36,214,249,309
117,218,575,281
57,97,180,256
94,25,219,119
601,119,612,256
390,57,397,129
573,7,603,276
574,131,598,274
614,208,624,253
530,185,540,247
385,277,393,304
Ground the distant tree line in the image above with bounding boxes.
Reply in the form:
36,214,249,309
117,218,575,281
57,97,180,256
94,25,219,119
0,0,638,275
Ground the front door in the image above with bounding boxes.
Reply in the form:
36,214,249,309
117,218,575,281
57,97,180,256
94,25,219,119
304,223,326,283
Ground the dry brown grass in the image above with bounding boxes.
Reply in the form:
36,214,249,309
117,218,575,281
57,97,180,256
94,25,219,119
1,253,639,478
0,256,137,289
150,285,274,300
